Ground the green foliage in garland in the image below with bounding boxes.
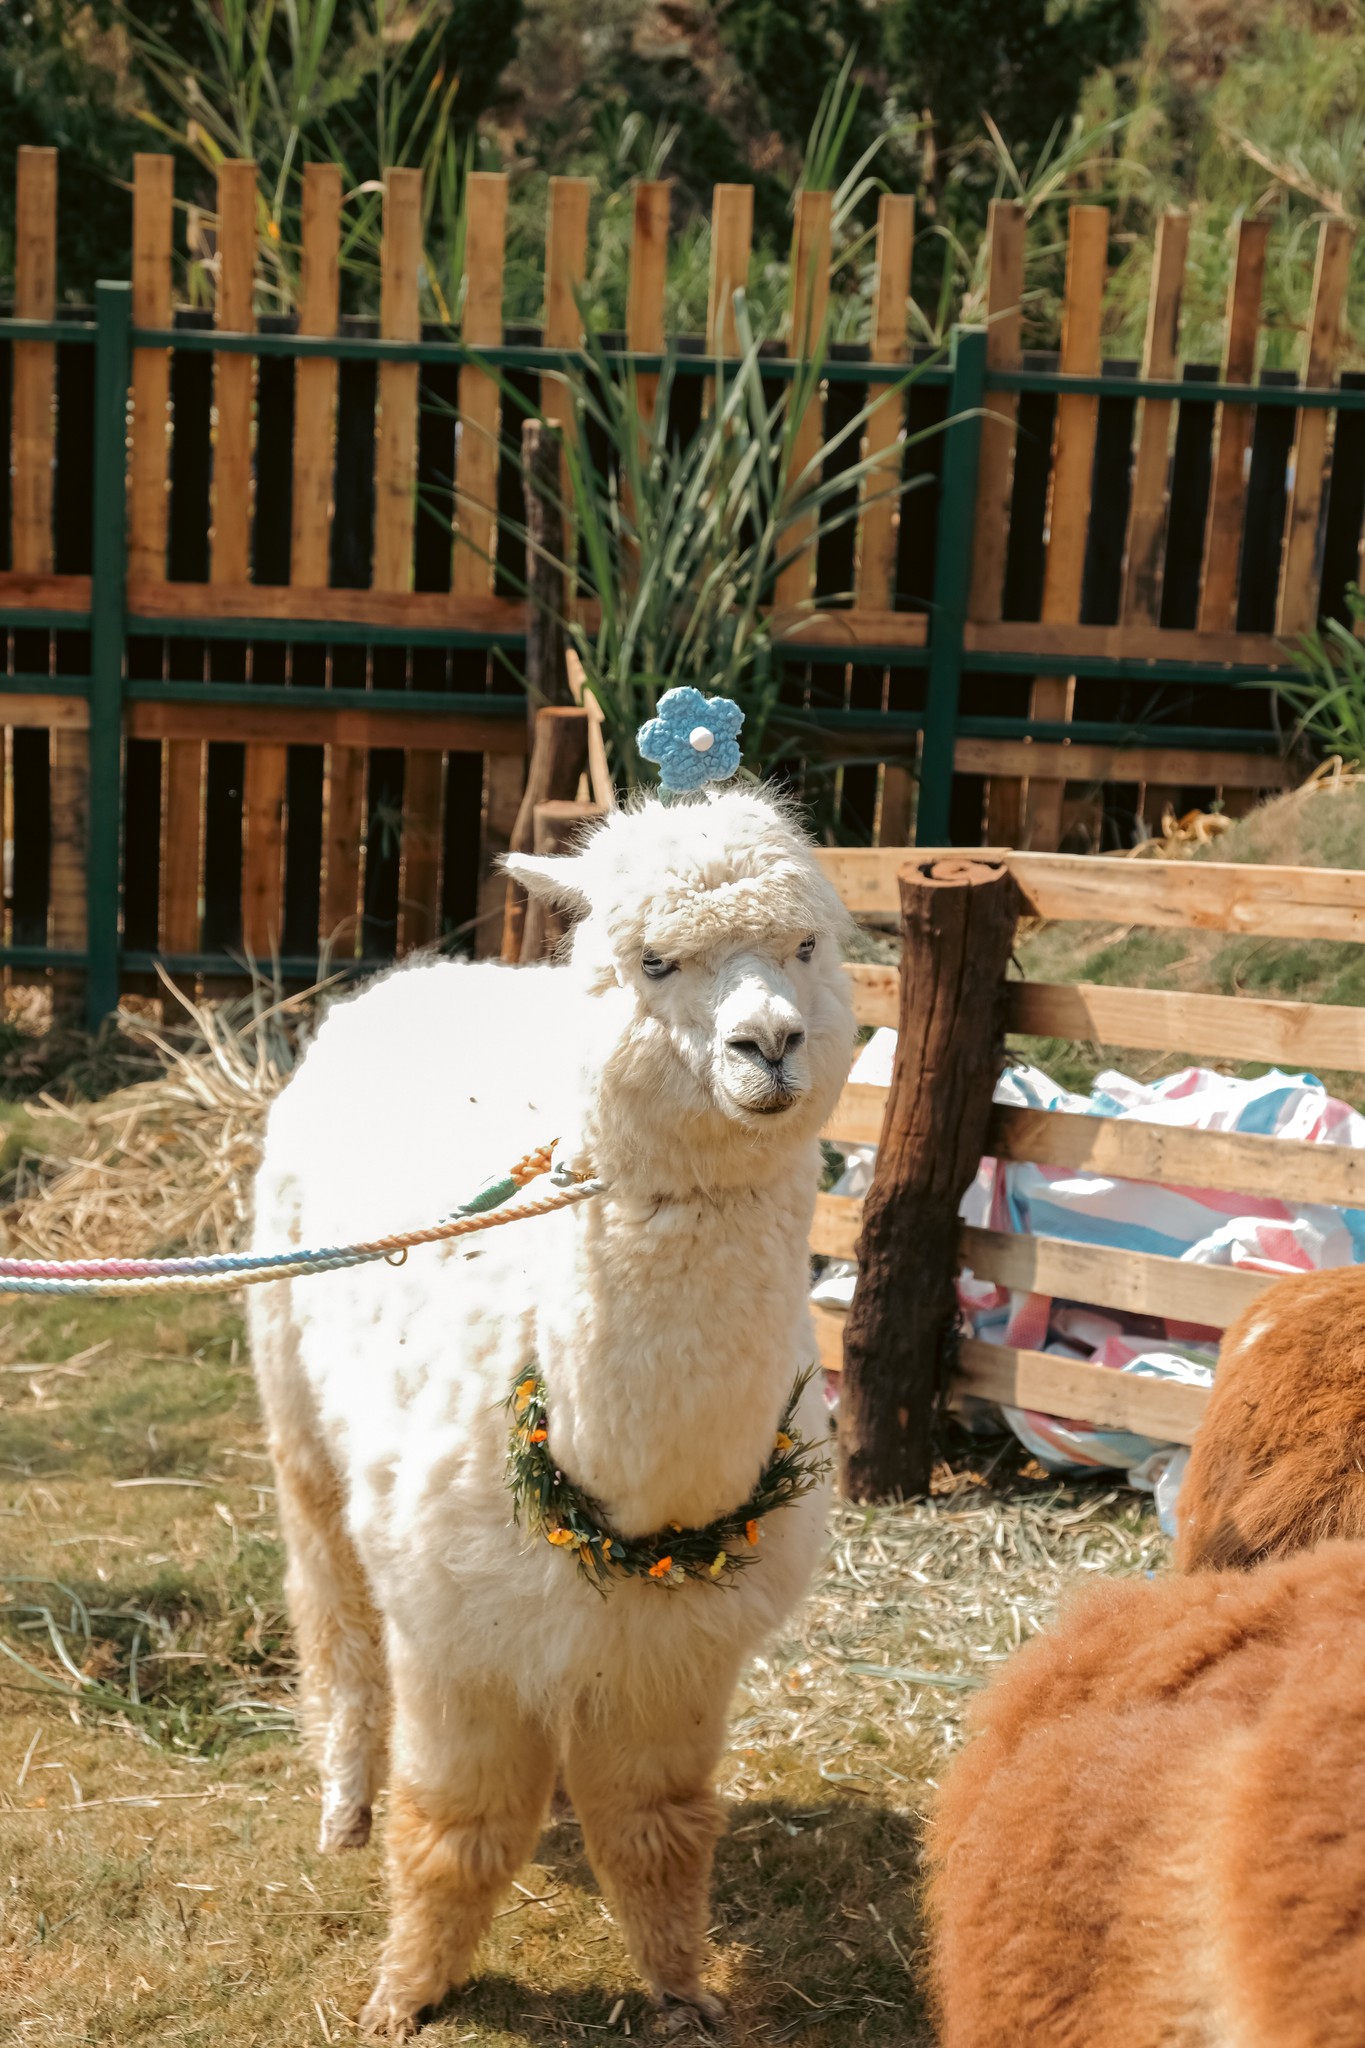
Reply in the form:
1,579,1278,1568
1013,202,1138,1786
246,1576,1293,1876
505,1365,830,1591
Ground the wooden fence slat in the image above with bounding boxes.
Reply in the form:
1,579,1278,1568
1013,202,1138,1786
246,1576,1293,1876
1123,210,1189,628
1006,978,1365,1071
818,847,1365,937
459,174,518,959
990,1104,1365,1208
291,162,342,587
857,194,914,843
822,1081,888,1145
957,1339,1210,1444
129,702,529,752
955,738,1292,788
1023,203,1108,850
130,155,174,583
1122,210,1190,833
13,146,57,578
773,188,833,612
1276,217,1354,637
707,183,754,359
1197,217,1271,631
972,201,1029,847
627,179,670,431
367,168,439,952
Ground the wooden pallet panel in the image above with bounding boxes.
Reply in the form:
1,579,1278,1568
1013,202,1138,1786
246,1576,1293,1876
1197,218,1271,632
1276,217,1354,636
857,194,914,843
773,189,832,613
129,702,528,751
1024,204,1108,850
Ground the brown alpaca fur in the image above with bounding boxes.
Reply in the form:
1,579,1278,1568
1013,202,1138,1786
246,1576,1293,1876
1176,1266,1365,1572
926,1541,1365,2048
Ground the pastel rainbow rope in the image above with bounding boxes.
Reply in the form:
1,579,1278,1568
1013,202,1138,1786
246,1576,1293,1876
0,1144,604,1297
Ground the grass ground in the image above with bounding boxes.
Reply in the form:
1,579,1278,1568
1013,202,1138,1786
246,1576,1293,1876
0,1294,1166,2047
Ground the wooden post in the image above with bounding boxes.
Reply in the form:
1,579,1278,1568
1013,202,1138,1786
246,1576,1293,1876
501,706,589,961
838,856,1020,1502
522,798,606,959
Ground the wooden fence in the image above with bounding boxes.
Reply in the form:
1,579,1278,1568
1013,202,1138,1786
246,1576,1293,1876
4,146,1363,1019
812,847,1365,1475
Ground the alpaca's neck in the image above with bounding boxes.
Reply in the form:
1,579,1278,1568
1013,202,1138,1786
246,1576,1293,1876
537,1151,820,1539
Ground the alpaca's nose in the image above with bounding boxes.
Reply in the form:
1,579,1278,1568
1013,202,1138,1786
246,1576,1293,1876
728,1024,805,1068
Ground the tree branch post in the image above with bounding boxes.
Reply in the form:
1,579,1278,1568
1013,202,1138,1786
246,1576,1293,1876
838,856,1020,1502
500,706,590,962
522,798,607,959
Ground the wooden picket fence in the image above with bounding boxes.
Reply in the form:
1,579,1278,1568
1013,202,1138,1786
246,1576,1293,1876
5,145,1363,1019
812,847,1365,1444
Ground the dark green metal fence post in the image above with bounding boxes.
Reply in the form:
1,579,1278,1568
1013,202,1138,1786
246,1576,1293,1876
87,280,131,1028
917,324,987,847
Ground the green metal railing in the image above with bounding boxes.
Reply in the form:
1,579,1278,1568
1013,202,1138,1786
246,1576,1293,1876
0,293,1304,1023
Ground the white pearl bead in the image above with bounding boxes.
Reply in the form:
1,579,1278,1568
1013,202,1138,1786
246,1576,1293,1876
689,726,715,753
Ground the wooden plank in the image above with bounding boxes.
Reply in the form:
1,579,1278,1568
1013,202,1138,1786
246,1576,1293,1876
540,175,590,463
811,1191,863,1261
1276,218,1354,636
960,1224,1272,1328
812,1301,846,1376
707,184,754,359
844,960,899,1027
290,161,342,587
822,1081,888,1146
627,180,670,430
129,579,529,631
955,738,1291,788
1197,217,1271,631
858,196,914,842
989,1103,1365,1208
13,146,57,577
819,847,1365,939
774,188,833,612
956,1339,1210,1445
969,200,1026,625
1025,204,1109,850
370,169,439,952
453,171,507,597
1122,210,1189,625
129,154,175,583
128,702,528,751
1007,979,1365,1072
965,617,1290,667
0,693,89,730
0,571,88,611
973,200,1029,848
212,160,257,583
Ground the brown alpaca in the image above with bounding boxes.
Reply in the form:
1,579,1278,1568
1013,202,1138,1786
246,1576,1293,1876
1176,1266,1365,1571
926,1541,1365,2048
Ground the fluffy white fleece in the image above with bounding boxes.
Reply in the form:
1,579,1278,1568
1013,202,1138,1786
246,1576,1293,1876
247,784,856,2022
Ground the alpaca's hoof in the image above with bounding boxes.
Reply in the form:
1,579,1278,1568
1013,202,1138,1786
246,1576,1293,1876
657,1987,726,2034
358,1982,419,2040
319,1801,373,1853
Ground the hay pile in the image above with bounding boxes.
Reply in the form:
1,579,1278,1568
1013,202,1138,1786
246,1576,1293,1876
0,975,308,1262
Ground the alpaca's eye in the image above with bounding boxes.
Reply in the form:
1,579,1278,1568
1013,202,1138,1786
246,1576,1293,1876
796,935,817,962
642,950,679,980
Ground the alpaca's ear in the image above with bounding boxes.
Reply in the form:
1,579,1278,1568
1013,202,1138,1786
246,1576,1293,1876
502,852,590,914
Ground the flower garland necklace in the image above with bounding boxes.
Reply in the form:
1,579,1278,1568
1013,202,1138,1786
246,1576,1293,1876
505,1366,829,1590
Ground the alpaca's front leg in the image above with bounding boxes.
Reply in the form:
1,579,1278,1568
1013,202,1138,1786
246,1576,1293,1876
565,1650,738,2022
361,1655,556,2039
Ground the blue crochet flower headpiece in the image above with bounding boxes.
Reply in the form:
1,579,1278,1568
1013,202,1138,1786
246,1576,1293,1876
637,687,744,794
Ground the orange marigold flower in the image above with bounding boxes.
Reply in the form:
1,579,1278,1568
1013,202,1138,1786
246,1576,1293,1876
648,1556,674,1579
514,1378,537,1414
545,1527,577,1547
527,1428,548,1444
745,1519,760,1545
774,1431,793,1453
266,218,281,241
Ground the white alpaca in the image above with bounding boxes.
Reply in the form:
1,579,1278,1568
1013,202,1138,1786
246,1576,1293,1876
248,787,855,2036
